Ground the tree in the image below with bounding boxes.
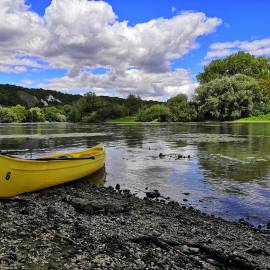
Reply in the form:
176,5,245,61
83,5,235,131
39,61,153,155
42,107,66,122
28,107,46,122
125,94,143,116
82,103,126,123
0,107,16,123
194,74,263,120
258,77,270,102
197,52,270,84
167,94,197,121
9,105,28,122
136,104,172,122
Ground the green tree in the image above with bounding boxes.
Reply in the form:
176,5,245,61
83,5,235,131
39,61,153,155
10,105,28,122
167,94,197,121
0,107,16,123
136,104,172,122
194,74,263,120
42,107,66,122
82,103,126,123
125,94,143,116
28,107,46,122
258,77,270,102
197,52,270,84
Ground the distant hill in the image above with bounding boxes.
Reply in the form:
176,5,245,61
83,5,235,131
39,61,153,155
0,84,81,107
0,84,160,108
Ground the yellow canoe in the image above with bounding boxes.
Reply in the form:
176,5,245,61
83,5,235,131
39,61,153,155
0,144,105,198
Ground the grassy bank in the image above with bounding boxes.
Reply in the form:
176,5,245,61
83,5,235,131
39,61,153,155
235,113,270,123
106,116,137,123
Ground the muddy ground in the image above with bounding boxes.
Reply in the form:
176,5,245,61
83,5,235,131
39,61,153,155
0,177,270,270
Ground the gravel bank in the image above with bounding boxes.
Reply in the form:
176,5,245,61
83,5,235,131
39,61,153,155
0,177,270,270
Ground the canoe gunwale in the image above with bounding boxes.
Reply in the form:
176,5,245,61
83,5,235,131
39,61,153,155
0,144,105,164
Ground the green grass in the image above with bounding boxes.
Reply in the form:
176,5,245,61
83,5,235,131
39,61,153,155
106,116,163,124
235,113,270,122
106,116,137,123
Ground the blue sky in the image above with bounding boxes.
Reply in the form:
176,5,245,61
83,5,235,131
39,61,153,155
0,0,269,99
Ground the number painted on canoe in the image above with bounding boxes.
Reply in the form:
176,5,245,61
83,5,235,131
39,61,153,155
5,172,11,181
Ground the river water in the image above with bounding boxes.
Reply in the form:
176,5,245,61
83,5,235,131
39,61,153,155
1,122,270,228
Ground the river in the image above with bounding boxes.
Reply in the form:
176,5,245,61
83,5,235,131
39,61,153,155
1,122,270,228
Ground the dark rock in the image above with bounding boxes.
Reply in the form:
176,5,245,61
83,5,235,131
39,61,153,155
115,184,121,190
146,190,160,199
0,178,269,269
159,153,165,158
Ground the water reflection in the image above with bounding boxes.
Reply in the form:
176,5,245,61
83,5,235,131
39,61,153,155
0,122,270,227
80,167,107,188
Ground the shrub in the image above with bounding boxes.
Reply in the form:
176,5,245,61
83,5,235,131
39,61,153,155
28,107,46,122
0,107,16,123
136,104,172,122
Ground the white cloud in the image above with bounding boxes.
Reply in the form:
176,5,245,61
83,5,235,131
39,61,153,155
0,0,222,99
206,38,270,60
171,6,176,14
41,69,199,100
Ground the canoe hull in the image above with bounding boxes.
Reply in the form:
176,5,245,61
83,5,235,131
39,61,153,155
0,144,105,198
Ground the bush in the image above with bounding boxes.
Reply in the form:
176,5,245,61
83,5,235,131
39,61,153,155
82,104,126,123
136,104,172,122
42,107,66,122
0,107,16,123
28,107,46,122
9,105,28,122
167,94,197,121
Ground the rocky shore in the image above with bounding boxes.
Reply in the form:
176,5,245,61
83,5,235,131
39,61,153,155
0,176,270,270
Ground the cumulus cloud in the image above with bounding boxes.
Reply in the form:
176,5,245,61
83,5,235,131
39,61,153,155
42,68,199,100
205,38,270,60
0,0,221,99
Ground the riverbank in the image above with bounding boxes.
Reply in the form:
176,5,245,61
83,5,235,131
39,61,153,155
234,113,270,123
0,177,269,269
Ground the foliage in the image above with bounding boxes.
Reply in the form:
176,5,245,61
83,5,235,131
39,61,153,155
125,94,143,116
107,116,137,123
82,103,126,123
167,94,197,121
235,113,270,122
258,77,270,102
0,105,67,123
67,92,154,123
0,107,16,123
28,107,46,122
194,74,263,120
136,104,172,122
197,52,270,103
9,105,28,122
197,52,270,84
0,84,81,107
42,107,66,122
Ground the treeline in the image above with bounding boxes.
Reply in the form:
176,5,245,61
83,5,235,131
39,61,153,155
65,94,159,122
0,105,66,123
1,52,270,123
0,95,159,123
